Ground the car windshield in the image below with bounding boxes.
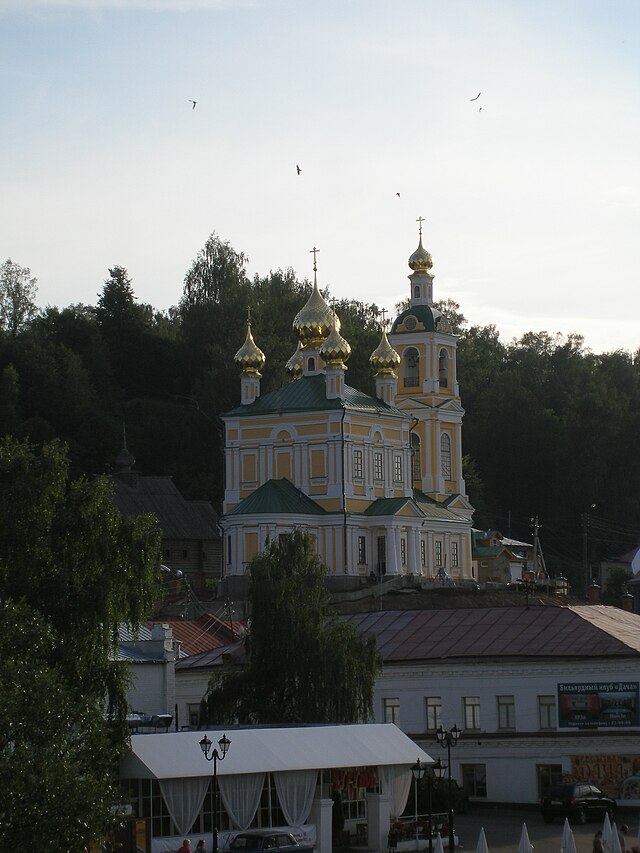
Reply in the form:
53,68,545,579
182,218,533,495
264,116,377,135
230,837,263,851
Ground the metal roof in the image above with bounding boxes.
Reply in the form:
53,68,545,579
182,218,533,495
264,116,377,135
391,304,440,335
227,478,327,516
224,374,405,419
413,491,467,523
341,605,640,663
148,614,240,656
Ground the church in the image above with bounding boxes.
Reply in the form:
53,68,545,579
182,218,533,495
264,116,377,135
220,225,474,590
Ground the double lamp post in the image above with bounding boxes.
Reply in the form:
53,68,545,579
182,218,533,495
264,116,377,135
199,733,231,853
435,724,461,852
411,757,445,853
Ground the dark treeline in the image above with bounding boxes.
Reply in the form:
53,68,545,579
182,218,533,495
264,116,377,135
1,235,638,590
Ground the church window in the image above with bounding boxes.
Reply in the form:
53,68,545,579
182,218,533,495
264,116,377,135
374,451,383,480
421,539,426,565
451,541,459,568
403,347,419,387
435,540,443,566
400,538,406,565
441,433,452,480
353,449,363,479
394,455,402,482
227,535,232,566
307,356,315,372
411,433,421,481
414,285,420,299
358,536,366,565
438,348,449,388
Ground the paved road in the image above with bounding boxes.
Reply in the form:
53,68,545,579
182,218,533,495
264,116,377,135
450,805,640,852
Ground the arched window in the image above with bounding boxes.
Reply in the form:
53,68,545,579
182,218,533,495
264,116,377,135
441,433,452,480
414,285,420,299
307,356,315,372
438,348,449,388
411,433,422,481
403,347,419,387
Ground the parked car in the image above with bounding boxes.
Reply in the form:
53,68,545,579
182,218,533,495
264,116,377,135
224,830,314,853
541,783,616,824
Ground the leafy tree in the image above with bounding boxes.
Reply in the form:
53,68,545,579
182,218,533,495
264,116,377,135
0,437,162,847
202,530,381,724
0,259,38,338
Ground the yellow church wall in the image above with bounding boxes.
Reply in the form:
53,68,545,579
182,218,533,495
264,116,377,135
227,430,238,441
244,531,259,562
296,422,328,436
242,453,257,484
275,449,292,480
309,447,327,478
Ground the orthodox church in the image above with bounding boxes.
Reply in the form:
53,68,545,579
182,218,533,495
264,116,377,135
220,225,474,590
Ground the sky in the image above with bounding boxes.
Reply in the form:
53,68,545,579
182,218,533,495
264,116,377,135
1,0,639,354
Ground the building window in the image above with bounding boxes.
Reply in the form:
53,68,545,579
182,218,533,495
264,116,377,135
425,697,442,731
411,433,421,481
538,696,557,730
394,455,403,482
435,540,443,566
461,764,487,799
403,347,419,387
400,538,406,566
307,356,315,372
438,348,449,388
421,539,426,566
451,541,459,568
353,449,363,479
464,696,481,730
227,535,232,566
414,285,420,299
188,703,201,727
441,433,452,480
374,452,383,480
537,764,563,798
358,536,367,565
383,698,400,724
497,696,516,730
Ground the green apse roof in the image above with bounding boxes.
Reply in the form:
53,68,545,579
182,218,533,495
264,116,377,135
227,478,326,516
412,490,467,522
225,374,404,419
391,304,442,334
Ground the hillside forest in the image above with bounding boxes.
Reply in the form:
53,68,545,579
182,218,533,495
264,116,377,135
1,234,639,591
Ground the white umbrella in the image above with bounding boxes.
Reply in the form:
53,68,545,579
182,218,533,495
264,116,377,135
561,818,572,853
609,823,623,853
518,822,533,853
475,827,489,853
603,812,613,851
434,832,445,853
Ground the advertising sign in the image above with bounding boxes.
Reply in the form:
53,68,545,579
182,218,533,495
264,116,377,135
566,754,640,802
558,681,639,728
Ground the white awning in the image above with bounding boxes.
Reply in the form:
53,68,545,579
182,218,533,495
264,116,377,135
120,723,433,780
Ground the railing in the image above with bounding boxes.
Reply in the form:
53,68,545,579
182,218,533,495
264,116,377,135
391,813,450,840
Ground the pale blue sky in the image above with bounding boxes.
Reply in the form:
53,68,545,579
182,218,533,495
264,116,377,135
1,0,638,353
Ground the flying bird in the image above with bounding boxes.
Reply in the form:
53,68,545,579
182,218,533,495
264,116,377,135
396,192,401,197
470,92,481,101
189,100,197,110
296,164,302,175
479,107,483,112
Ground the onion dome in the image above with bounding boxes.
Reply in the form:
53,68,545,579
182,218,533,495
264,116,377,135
292,279,334,348
370,329,401,375
408,236,433,272
285,341,304,380
234,322,265,374
320,314,351,367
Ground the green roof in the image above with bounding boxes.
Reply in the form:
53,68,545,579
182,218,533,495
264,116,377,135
413,490,467,522
227,478,326,516
363,497,416,517
391,304,442,335
224,374,404,419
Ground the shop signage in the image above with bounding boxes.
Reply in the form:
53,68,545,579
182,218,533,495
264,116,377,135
557,681,639,728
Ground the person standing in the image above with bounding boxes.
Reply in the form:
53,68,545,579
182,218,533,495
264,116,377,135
593,830,604,853
178,841,192,853
195,842,207,853
619,825,629,852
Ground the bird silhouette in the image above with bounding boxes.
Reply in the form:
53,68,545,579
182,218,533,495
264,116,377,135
470,92,481,101
296,164,302,175
189,100,197,110
396,192,401,197
479,107,483,112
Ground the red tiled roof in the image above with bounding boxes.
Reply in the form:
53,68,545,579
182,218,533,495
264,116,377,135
147,613,243,656
341,605,640,662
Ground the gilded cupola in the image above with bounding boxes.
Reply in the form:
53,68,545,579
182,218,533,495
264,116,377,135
320,313,351,367
370,328,401,375
234,320,265,374
292,248,334,348
285,341,304,380
408,235,433,272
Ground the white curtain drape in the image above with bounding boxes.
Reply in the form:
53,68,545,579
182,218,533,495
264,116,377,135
218,772,266,830
273,770,318,827
159,777,210,837
378,765,412,819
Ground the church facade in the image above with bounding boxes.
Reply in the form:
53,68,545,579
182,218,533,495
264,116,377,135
220,228,474,588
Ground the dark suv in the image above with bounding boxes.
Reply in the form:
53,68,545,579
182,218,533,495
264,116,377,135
541,783,616,824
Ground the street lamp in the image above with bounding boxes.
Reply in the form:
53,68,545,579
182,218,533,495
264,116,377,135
411,760,426,851
426,759,445,853
435,725,461,851
199,733,231,853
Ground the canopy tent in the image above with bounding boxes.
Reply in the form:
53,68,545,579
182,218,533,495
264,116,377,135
120,723,433,780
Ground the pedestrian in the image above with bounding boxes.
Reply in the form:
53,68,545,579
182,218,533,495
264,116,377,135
593,830,604,853
178,841,192,853
619,824,629,852
387,828,398,853
195,842,207,853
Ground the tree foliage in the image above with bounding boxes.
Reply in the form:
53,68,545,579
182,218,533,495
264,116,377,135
0,258,38,337
0,437,162,849
202,531,381,725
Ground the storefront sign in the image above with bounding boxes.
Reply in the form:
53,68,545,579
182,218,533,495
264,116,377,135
557,681,639,728
567,754,640,801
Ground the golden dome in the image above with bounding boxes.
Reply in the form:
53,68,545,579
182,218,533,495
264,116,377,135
320,315,351,367
370,329,401,375
293,279,334,348
408,236,433,272
234,322,265,374
285,341,304,380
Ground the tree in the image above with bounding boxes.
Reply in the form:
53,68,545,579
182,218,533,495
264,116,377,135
0,259,38,338
203,531,381,724
0,437,162,848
